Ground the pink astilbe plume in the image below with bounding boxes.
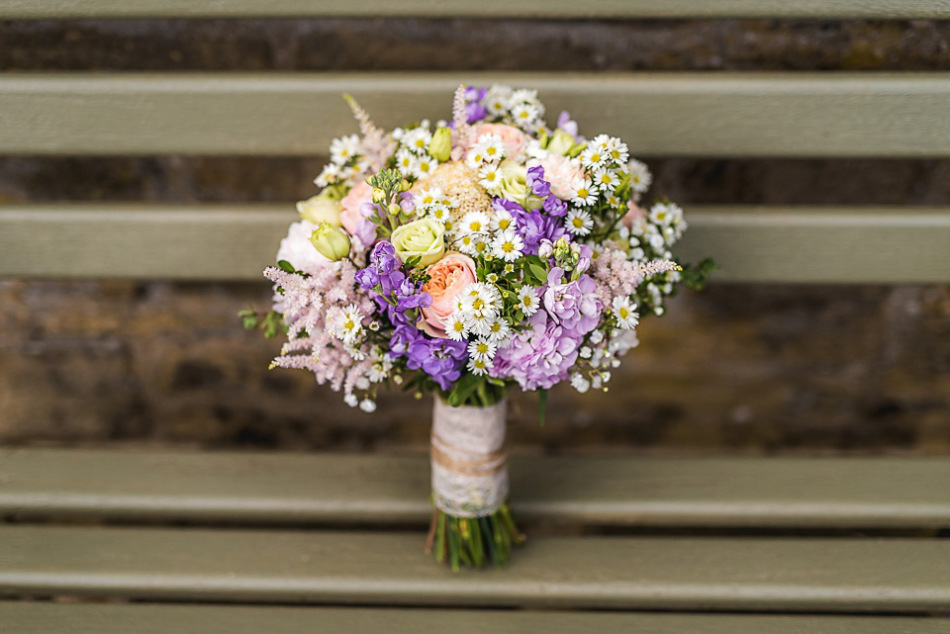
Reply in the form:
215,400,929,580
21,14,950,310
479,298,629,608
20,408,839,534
450,84,477,161
590,249,681,306
343,93,396,174
264,261,376,395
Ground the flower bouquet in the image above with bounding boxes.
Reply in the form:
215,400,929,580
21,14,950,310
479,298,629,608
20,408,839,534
244,85,711,570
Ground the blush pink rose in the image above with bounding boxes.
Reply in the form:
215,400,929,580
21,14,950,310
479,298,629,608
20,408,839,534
419,252,477,338
340,181,374,237
535,154,584,200
473,123,527,160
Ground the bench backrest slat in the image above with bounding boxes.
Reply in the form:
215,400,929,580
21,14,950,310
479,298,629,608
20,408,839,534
2,0,948,20
1,205,948,282
3,73,949,157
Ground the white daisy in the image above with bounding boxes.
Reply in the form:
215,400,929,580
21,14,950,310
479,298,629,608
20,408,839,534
467,358,489,376
511,103,540,126
475,133,506,163
491,209,514,232
492,229,525,261
485,318,511,344
478,163,503,193
314,163,341,188
517,285,540,317
593,168,620,192
580,145,608,169
570,177,599,207
459,211,490,236
414,156,438,179
329,134,361,166
468,339,497,362
445,313,468,341
401,127,432,155
628,159,653,194
612,296,639,330
395,149,416,173
465,147,488,170
565,209,593,236
605,137,629,164
650,202,683,227
485,85,512,116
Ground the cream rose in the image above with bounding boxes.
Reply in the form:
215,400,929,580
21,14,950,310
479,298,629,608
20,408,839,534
420,252,477,337
498,160,542,211
473,123,527,160
296,192,343,227
391,218,445,267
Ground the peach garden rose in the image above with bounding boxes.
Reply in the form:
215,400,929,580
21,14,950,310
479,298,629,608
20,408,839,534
420,252,477,337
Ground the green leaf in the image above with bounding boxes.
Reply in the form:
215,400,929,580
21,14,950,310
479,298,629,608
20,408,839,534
528,263,548,284
277,259,296,274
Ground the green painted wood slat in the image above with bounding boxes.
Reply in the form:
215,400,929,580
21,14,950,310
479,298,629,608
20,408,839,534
2,73,949,157
2,450,949,528
3,0,949,19
2,604,948,634
1,204,947,283
1,525,948,612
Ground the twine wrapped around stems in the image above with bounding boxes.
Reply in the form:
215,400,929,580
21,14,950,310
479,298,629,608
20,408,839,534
430,397,509,518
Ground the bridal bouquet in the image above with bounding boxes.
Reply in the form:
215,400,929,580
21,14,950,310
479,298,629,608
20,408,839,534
245,85,710,570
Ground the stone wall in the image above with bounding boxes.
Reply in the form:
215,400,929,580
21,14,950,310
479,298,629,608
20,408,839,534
1,18,948,453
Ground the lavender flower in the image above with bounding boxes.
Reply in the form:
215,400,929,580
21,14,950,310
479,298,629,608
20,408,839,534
543,267,602,336
489,311,581,391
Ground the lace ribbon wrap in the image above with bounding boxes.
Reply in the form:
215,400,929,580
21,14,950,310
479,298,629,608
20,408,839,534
431,397,508,518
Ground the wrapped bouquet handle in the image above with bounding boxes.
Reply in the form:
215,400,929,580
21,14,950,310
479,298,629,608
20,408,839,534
250,83,709,570
427,397,522,569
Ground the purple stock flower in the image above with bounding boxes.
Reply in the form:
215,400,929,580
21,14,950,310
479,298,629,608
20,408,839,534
489,311,580,391
526,166,552,197
397,329,467,390
542,194,568,218
542,267,601,336
557,111,579,138
464,86,487,102
355,267,379,289
463,86,488,123
370,241,398,273
515,209,567,256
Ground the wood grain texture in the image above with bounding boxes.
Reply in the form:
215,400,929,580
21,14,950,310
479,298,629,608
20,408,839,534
2,604,947,634
1,204,947,282
1,525,948,611
2,73,949,157
2,0,949,19
2,450,949,528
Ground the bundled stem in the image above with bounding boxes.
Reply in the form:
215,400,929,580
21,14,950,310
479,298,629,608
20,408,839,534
425,504,524,571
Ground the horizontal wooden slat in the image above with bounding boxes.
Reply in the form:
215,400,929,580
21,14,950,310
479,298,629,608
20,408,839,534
1,204,947,283
1,604,947,634
2,450,949,529
1,525,948,611
2,0,949,19
2,73,949,157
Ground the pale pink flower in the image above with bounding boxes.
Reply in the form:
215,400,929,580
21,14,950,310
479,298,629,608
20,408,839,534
533,154,585,200
340,181,374,237
276,220,330,275
472,123,527,161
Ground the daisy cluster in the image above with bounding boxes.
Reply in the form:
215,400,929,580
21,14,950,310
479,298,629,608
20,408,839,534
262,85,700,411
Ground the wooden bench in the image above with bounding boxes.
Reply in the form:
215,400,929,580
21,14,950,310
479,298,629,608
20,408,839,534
2,2,950,632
